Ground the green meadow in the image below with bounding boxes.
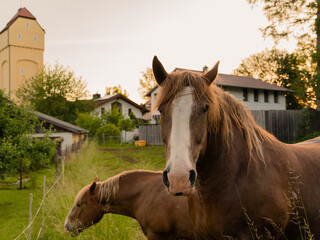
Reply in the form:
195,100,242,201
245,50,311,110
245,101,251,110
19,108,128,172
0,141,166,240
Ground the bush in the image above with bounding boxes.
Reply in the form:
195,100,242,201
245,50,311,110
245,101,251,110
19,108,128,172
95,124,121,138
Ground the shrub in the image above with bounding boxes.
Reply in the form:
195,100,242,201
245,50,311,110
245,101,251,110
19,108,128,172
95,124,121,138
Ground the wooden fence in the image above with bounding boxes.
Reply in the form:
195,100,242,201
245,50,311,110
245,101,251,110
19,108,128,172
139,110,320,145
139,124,162,145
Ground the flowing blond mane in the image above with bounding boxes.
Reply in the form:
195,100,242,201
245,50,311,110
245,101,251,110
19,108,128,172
98,174,120,202
154,71,275,164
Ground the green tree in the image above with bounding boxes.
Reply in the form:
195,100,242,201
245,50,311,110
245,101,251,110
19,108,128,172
103,107,124,126
0,90,56,186
118,118,135,142
16,63,91,123
138,67,157,101
234,48,313,109
105,84,129,97
75,112,103,137
248,0,320,109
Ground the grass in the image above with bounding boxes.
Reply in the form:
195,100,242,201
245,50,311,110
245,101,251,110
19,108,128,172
0,141,166,240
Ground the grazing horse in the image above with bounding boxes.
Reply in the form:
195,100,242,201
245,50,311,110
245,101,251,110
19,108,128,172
64,170,195,240
152,56,320,239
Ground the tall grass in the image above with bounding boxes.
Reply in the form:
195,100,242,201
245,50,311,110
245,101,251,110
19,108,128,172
42,141,166,239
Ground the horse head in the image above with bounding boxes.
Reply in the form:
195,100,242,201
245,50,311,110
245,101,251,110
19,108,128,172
64,178,106,236
153,56,219,196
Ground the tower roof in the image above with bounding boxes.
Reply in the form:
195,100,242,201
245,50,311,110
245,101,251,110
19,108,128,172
0,7,44,34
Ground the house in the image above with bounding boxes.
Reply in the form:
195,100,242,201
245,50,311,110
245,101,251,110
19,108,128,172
146,67,288,123
32,111,89,157
0,7,45,100
92,93,148,141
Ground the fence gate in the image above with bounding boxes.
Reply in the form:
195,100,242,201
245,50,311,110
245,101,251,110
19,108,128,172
139,124,163,145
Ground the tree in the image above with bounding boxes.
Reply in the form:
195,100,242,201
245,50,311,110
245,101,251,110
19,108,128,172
75,112,103,137
16,63,91,123
247,0,320,109
118,118,135,142
234,48,313,109
105,84,129,97
138,67,157,101
0,90,56,186
103,107,124,126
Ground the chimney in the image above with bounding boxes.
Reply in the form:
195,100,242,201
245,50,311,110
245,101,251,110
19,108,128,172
202,65,208,73
92,93,101,99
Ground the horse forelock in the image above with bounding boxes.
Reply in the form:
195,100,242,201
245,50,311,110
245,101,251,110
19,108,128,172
154,70,274,166
98,174,120,203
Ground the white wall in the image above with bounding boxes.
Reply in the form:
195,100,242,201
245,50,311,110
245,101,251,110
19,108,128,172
226,87,286,110
95,99,143,119
32,132,73,152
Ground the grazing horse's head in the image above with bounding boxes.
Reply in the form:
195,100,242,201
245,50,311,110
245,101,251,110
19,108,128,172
152,56,219,196
64,180,106,236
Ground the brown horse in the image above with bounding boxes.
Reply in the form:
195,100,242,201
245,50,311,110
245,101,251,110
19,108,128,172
64,170,195,240
152,56,320,239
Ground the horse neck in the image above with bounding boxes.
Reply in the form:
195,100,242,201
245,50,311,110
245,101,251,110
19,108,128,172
196,123,251,194
99,172,147,218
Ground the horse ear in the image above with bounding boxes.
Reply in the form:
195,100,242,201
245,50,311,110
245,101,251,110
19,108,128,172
203,61,220,85
90,181,96,193
94,176,99,182
152,56,168,86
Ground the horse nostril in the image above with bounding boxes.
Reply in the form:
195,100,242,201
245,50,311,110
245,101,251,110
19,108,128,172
175,192,183,196
189,169,196,186
163,170,170,188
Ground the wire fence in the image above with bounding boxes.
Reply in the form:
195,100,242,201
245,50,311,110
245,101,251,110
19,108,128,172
13,159,64,240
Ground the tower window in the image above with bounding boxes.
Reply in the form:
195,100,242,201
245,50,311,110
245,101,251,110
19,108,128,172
20,68,24,75
26,22,29,28
18,33,21,40
34,36,37,42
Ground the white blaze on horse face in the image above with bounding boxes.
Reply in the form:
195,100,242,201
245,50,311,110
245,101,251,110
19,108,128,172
169,87,194,172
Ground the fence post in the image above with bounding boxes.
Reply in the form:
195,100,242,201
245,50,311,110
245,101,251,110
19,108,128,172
55,151,59,179
61,157,65,185
42,176,46,239
28,193,33,240
102,132,105,145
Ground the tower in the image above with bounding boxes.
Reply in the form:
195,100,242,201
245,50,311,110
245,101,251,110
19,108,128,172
0,7,45,100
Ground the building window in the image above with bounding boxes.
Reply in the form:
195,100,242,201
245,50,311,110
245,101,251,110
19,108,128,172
18,33,21,40
34,36,37,42
274,91,279,103
26,22,29,28
243,88,248,102
128,108,132,116
254,89,259,102
101,107,105,115
264,90,269,103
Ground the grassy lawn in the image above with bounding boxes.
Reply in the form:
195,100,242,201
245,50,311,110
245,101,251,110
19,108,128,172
0,141,166,240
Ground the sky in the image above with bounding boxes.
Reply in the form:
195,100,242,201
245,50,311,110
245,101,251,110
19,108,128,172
0,0,296,104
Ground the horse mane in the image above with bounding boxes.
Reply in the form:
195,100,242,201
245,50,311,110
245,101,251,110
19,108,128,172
98,174,120,202
154,71,276,164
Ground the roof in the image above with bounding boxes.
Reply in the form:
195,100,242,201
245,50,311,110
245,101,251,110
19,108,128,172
215,74,288,91
0,7,45,34
145,67,288,96
93,93,148,112
35,111,89,134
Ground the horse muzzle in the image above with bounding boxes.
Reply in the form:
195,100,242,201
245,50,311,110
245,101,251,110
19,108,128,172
163,168,196,196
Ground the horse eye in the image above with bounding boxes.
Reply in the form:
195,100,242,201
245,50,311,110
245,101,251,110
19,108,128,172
203,104,209,113
77,203,81,207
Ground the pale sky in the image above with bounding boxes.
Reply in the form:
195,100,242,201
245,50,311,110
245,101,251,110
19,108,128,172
0,0,296,104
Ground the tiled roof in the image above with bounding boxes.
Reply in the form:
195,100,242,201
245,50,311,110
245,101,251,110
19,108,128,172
145,67,288,96
0,7,44,34
93,93,149,112
215,74,288,91
36,111,89,133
